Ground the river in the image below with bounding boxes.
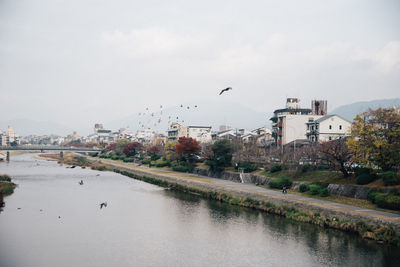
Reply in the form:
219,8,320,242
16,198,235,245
0,154,399,267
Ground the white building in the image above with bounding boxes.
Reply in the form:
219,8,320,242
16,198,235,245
167,123,212,143
270,98,326,145
306,114,352,142
0,126,20,146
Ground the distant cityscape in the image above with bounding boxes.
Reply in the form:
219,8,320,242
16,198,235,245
0,98,356,148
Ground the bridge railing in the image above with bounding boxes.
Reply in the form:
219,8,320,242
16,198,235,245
0,145,101,151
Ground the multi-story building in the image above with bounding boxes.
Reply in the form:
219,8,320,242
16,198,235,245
167,123,212,143
270,98,325,146
306,115,352,142
7,126,20,145
0,131,7,146
0,126,20,146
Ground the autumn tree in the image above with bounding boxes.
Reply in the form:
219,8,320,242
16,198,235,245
319,138,352,177
347,108,400,171
105,142,117,152
175,137,201,163
164,141,177,161
205,140,233,173
147,144,164,160
123,142,143,157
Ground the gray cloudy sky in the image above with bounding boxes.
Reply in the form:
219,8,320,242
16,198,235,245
1,0,399,131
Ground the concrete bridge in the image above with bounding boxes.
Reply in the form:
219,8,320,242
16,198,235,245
0,146,101,161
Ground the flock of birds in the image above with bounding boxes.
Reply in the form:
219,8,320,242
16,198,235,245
136,87,232,129
12,87,233,217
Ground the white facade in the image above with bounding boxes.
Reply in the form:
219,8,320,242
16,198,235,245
167,123,212,143
307,115,352,142
282,115,323,145
186,126,212,143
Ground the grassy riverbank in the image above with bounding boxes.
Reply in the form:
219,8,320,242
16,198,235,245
41,153,400,246
0,174,16,195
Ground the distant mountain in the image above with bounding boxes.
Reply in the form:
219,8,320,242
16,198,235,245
331,98,400,121
107,100,271,134
0,119,72,136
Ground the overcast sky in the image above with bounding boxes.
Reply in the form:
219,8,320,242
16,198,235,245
0,0,399,131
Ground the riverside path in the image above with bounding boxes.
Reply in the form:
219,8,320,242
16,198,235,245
89,157,400,227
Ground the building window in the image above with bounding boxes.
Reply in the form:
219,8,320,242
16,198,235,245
329,125,332,130
329,136,332,140
339,125,342,130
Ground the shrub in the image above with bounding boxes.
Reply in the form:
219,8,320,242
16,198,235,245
111,155,119,160
141,159,150,165
382,171,400,186
354,167,373,177
123,157,134,162
383,195,400,210
319,187,329,197
270,164,282,173
367,191,378,203
237,162,259,173
0,174,11,182
301,164,313,173
309,184,321,195
356,173,376,185
371,193,400,210
172,165,189,172
75,156,88,165
268,177,292,189
151,154,161,161
155,160,170,168
298,184,309,192
88,152,99,157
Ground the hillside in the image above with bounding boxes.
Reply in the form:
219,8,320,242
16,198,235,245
331,98,400,121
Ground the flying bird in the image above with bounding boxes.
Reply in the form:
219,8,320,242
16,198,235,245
219,87,232,95
100,202,107,209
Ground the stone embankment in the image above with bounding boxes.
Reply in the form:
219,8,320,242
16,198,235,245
193,167,387,200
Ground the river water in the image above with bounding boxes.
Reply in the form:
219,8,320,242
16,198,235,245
0,154,399,267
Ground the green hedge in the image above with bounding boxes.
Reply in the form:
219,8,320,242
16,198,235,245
368,191,400,211
320,188,329,197
141,159,150,165
309,184,321,195
298,184,309,192
123,157,134,162
268,177,292,189
236,162,259,173
382,171,400,186
308,184,329,197
270,164,282,173
172,165,189,172
356,173,376,185
154,160,170,168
